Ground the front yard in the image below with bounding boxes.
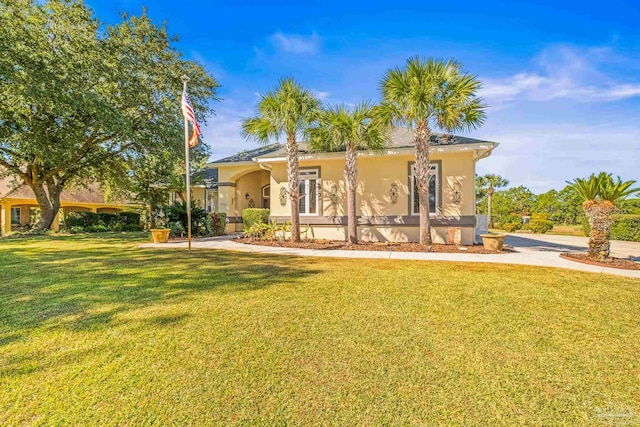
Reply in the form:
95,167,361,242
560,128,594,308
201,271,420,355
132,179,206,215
1,234,639,425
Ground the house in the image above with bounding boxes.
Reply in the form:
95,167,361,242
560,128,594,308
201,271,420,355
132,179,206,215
166,168,220,213
0,178,134,235
206,128,498,245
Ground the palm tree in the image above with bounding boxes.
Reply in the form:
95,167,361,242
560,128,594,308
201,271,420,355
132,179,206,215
308,102,390,244
241,78,322,241
476,174,509,228
374,57,485,246
569,172,639,259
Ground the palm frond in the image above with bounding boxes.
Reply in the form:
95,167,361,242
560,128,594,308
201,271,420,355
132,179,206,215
241,77,322,145
378,56,485,134
310,101,391,153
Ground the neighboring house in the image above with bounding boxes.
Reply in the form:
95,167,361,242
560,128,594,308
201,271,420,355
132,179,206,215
207,128,498,245
0,178,133,235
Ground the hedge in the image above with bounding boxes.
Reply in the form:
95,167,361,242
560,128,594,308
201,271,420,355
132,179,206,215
610,214,640,242
242,208,270,230
65,211,141,232
582,214,640,242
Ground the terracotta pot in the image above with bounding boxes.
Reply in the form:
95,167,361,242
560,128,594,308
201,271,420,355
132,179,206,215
480,234,505,251
150,228,171,243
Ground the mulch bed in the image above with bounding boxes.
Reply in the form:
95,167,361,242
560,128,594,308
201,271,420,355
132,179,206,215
233,237,512,254
560,253,640,271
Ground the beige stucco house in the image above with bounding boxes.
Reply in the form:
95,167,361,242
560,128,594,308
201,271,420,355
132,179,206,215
207,128,497,245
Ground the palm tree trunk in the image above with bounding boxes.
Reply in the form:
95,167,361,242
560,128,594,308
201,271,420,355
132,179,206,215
487,188,494,229
286,135,301,242
345,145,358,245
584,201,615,260
414,122,432,247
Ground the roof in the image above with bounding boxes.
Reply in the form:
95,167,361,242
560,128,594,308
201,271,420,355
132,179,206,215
211,143,283,164
0,177,129,205
203,167,218,188
256,128,496,160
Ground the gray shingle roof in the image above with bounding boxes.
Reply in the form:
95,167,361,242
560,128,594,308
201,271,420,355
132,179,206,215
203,168,218,189
254,128,496,159
211,143,283,164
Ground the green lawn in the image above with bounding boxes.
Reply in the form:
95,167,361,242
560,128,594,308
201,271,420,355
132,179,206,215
1,234,639,425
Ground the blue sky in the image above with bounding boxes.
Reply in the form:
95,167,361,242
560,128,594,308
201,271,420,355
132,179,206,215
88,0,640,193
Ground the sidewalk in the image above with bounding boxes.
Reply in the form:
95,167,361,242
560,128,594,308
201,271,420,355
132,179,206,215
139,235,640,279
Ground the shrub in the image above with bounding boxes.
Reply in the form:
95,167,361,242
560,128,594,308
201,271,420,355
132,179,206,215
122,224,143,232
530,212,549,221
65,211,100,228
205,212,226,236
166,202,207,234
523,219,554,234
502,222,522,232
169,221,185,238
98,213,118,228
581,217,590,237
242,208,270,230
502,214,523,226
66,226,85,234
244,222,268,239
610,214,640,242
86,224,108,233
117,211,141,226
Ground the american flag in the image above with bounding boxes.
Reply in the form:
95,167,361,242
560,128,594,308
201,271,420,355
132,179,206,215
181,90,201,147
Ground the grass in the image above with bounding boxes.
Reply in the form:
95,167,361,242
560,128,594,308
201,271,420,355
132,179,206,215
548,225,586,237
1,233,639,425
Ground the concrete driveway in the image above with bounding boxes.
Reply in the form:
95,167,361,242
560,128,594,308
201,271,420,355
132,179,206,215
503,233,640,261
141,233,640,278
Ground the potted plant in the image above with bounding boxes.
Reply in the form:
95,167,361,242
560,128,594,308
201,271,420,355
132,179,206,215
150,209,170,243
480,233,506,251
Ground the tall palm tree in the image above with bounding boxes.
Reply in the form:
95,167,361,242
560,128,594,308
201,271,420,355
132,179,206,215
241,78,322,242
308,102,390,244
374,57,485,246
476,174,509,228
569,172,639,259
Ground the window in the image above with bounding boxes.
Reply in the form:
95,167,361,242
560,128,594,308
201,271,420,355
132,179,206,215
10,207,20,225
299,169,319,215
410,163,439,215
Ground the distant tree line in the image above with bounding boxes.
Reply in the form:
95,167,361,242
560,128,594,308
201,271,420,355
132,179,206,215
476,174,640,226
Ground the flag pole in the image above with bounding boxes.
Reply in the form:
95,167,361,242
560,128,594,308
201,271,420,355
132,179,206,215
181,74,192,252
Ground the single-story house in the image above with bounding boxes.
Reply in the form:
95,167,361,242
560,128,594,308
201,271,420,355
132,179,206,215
206,128,498,245
0,178,134,235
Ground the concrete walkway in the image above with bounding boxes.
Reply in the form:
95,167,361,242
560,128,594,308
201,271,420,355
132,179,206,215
139,233,640,279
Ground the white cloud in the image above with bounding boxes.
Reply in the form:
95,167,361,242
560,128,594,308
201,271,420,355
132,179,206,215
200,103,259,161
311,89,330,101
475,123,640,193
269,32,320,55
480,45,640,104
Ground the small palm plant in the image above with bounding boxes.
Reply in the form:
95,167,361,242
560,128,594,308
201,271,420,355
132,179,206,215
375,57,486,246
242,78,322,242
308,102,390,244
476,174,509,228
568,172,639,259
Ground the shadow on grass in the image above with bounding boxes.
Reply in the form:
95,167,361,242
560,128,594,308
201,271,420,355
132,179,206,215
0,236,320,342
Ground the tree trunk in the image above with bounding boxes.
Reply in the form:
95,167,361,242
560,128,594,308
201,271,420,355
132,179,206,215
584,200,615,260
345,145,358,245
286,135,301,242
414,123,432,247
28,179,62,231
487,187,494,229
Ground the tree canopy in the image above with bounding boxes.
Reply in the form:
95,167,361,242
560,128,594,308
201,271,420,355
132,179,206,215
0,0,218,229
